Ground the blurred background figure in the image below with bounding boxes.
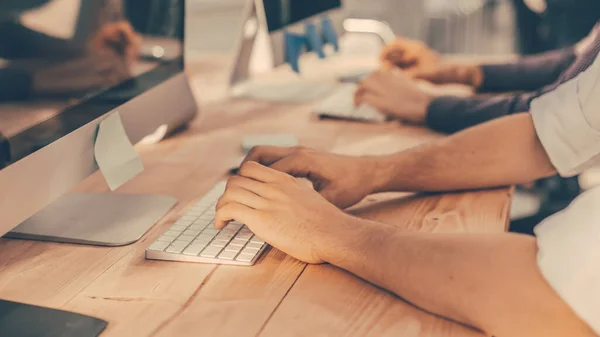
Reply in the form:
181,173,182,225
513,0,600,54
0,0,140,102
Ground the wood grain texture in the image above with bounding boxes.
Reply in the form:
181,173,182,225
0,56,511,337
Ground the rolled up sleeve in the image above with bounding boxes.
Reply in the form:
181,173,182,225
530,52,600,177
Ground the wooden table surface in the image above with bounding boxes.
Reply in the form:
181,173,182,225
0,57,511,337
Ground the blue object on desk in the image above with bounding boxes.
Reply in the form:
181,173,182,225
284,31,306,73
321,16,339,52
305,22,325,59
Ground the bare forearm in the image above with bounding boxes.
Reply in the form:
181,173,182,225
371,113,556,193
322,219,594,336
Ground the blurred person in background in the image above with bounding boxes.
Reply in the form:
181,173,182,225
513,0,600,54
355,20,600,234
0,0,140,102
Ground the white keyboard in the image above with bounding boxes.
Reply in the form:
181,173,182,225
146,182,268,266
314,84,386,123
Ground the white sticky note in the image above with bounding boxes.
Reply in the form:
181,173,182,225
94,111,144,191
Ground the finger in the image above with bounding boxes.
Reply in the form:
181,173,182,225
354,84,365,106
360,74,386,95
355,89,382,107
244,146,298,166
214,202,258,229
380,60,397,71
226,175,281,199
216,185,266,212
239,161,289,184
359,93,393,117
269,154,311,179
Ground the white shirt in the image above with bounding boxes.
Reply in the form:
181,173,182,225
530,48,600,335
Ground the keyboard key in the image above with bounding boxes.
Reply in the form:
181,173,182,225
148,241,170,252
197,214,214,221
210,239,229,248
156,235,176,243
189,225,206,231
250,236,265,245
196,233,215,240
183,229,201,236
193,238,212,246
170,225,188,231
246,242,264,250
227,223,243,230
216,233,234,240
193,218,210,224
164,230,182,237
231,237,249,245
241,247,259,255
200,246,223,258
224,244,243,253
236,254,255,262
178,234,196,242
218,251,238,260
183,244,207,256
202,228,220,236
180,215,198,222
170,240,191,248
237,232,253,240
166,246,185,254
175,220,193,226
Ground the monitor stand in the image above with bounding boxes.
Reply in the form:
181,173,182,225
5,192,177,247
228,3,337,103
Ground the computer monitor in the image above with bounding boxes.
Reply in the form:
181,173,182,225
261,0,342,68
229,0,345,94
0,0,197,245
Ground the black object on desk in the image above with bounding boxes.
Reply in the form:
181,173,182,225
0,300,107,337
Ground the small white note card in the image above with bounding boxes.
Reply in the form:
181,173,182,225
94,111,144,191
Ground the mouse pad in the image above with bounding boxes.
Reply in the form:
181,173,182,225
0,300,107,337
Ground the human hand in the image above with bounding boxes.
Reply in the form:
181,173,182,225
89,21,142,66
355,70,433,124
243,146,383,209
381,38,482,88
215,161,359,264
32,52,130,97
380,37,440,75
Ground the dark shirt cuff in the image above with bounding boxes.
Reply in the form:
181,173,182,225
426,95,518,134
0,68,32,102
479,48,576,93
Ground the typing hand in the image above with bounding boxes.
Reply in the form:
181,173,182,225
241,146,379,209
32,52,130,97
380,37,440,76
355,70,433,124
215,161,356,264
89,21,142,66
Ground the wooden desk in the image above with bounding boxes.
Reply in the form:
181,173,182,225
0,59,511,337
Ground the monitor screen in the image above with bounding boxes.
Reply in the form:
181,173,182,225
263,0,342,32
0,0,184,170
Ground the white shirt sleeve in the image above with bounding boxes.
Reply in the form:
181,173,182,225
530,52,600,177
531,52,600,334
534,188,600,335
